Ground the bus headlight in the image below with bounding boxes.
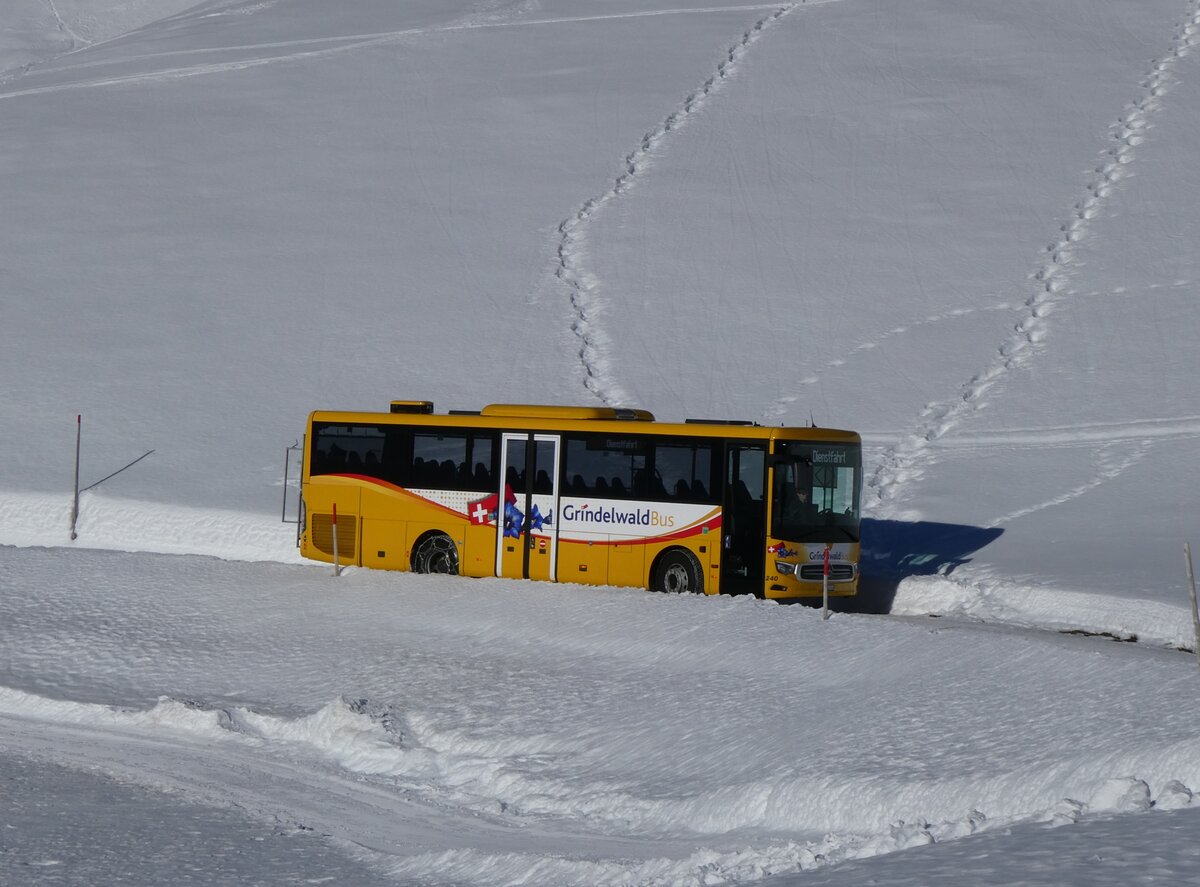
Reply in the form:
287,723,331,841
775,560,797,575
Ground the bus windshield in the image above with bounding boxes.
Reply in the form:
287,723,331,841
771,441,862,542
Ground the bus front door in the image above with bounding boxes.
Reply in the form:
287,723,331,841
496,433,561,581
720,444,766,595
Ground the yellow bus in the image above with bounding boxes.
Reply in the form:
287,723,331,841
299,401,862,599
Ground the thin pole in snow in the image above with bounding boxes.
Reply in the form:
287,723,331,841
70,414,81,540
1186,543,1199,668
332,503,341,577
281,446,291,523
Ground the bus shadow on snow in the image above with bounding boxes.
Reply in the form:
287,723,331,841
794,518,1004,615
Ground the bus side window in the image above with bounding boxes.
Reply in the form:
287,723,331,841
562,435,645,500
654,441,715,502
411,431,487,490
312,424,386,478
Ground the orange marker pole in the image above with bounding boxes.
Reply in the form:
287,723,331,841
822,543,831,621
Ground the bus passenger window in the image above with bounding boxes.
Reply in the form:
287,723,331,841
409,431,495,491
654,442,715,502
562,436,645,500
469,434,495,490
311,423,386,478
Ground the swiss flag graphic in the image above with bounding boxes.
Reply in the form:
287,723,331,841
467,484,517,525
468,493,498,525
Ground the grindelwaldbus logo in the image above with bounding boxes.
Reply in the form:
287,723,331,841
561,503,676,528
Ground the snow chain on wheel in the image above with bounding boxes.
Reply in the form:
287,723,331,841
412,533,459,575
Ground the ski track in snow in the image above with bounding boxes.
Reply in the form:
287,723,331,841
769,299,1020,405
983,440,1151,529
764,277,1196,423
860,413,1200,453
867,1,1200,517
0,5,794,95
553,3,802,406
924,413,1200,450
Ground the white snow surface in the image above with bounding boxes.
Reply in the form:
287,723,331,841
2,0,1200,884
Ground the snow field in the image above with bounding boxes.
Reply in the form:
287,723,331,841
3,0,1200,882
0,752,396,887
0,490,303,563
3,545,1200,885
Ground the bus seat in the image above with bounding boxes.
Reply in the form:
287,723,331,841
474,463,491,488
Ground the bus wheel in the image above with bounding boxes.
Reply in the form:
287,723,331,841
411,533,459,575
654,550,703,594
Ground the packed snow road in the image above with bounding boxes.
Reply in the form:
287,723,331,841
2,544,1199,885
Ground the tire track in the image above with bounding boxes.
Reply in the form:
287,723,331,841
554,4,801,405
0,688,849,885
868,0,1200,516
